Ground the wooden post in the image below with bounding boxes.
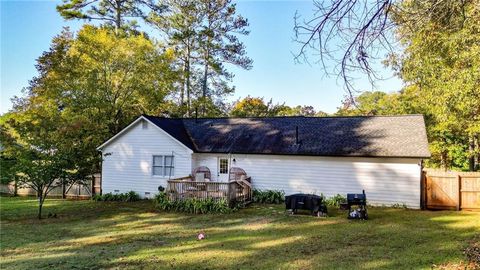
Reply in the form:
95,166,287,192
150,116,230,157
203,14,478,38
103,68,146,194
457,174,461,211
91,176,95,195
227,182,234,206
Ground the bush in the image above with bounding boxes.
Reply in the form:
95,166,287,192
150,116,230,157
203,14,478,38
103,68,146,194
154,192,234,214
252,189,285,204
391,203,408,209
323,194,347,207
92,191,141,202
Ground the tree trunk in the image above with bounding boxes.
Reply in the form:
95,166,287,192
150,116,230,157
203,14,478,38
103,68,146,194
475,134,480,171
202,62,208,98
180,78,185,108
14,180,18,197
37,190,44,220
202,9,213,117
186,46,191,117
469,136,475,171
440,151,448,171
201,49,209,116
115,0,122,34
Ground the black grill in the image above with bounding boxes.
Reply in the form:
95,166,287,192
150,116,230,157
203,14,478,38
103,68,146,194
342,190,368,220
285,194,327,217
347,193,367,205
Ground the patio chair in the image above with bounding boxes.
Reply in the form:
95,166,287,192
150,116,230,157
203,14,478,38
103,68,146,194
192,166,211,181
228,167,247,182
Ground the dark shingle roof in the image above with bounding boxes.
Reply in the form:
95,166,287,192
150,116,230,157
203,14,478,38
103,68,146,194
143,115,430,158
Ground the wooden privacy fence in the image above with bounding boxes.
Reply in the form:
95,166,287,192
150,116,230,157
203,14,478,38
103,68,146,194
0,174,101,199
423,170,480,210
167,179,252,205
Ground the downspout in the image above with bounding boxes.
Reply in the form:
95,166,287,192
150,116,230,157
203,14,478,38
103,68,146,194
420,159,425,210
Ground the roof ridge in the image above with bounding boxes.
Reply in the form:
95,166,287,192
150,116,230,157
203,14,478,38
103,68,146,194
142,114,425,120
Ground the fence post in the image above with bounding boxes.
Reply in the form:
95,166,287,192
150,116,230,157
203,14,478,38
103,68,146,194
457,174,461,211
91,177,95,195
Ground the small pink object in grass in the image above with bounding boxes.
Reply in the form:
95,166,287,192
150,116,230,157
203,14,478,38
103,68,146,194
197,233,205,240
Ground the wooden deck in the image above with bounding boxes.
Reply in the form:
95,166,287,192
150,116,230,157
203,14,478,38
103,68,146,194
167,178,252,206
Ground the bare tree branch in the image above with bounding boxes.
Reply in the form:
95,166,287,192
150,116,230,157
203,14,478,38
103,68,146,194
293,0,472,100
293,0,396,99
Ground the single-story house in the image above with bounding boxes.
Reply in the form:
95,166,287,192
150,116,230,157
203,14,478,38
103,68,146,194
97,114,430,208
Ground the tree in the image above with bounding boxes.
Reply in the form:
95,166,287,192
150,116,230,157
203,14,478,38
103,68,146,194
196,0,252,115
57,0,163,32
335,91,410,116
0,113,20,195
293,0,472,98
149,0,251,117
229,96,325,118
230,96,276,117
4,99,90,219
7,25,177,209
149,0,201,116
24,26,176,135
392,1,480,171
276,105,323,116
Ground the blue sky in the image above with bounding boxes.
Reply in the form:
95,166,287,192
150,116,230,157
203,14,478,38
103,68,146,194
1,0,403,114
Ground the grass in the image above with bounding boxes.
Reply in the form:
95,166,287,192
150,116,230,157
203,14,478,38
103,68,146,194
0,196,479,269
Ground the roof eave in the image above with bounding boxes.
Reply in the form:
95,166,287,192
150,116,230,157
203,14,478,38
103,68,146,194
192,150,431,159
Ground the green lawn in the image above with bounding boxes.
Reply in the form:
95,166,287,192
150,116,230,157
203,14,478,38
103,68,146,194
0,196,479,269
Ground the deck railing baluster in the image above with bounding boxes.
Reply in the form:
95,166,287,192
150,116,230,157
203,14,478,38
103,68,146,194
166,178,251,205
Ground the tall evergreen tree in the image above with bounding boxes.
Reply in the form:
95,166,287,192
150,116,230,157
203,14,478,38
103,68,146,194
149,0,251,117
149,0,201,116
197,0,252,115
57,0,164,32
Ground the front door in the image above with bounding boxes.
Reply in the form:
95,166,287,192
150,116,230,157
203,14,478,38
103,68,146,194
217,157,230,182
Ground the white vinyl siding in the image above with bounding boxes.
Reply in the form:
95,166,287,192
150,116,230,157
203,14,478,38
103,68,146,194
101,120,191,198
193,153,422,208
99,118,422,207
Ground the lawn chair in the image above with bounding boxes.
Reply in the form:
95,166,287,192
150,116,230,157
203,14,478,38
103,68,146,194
192,166,211,182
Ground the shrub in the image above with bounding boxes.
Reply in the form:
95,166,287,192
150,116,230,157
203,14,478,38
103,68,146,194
323,194,347,207
154,192,234,214
391,203,408,209
125,190,141,202
252,189,285,204
92,191,141,202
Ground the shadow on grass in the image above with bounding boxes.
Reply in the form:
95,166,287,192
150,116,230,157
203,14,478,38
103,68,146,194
1,197,479,270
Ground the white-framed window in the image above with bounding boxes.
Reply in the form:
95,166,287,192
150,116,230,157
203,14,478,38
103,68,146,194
152,155,175,177
219,158,229,174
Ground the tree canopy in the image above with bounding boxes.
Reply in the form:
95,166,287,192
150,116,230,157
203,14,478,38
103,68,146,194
57,0,164,32
149,0,252,117
230,96,327,118
1,25,177,217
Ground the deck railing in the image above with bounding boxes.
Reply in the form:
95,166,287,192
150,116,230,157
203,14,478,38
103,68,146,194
167,178,252,205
